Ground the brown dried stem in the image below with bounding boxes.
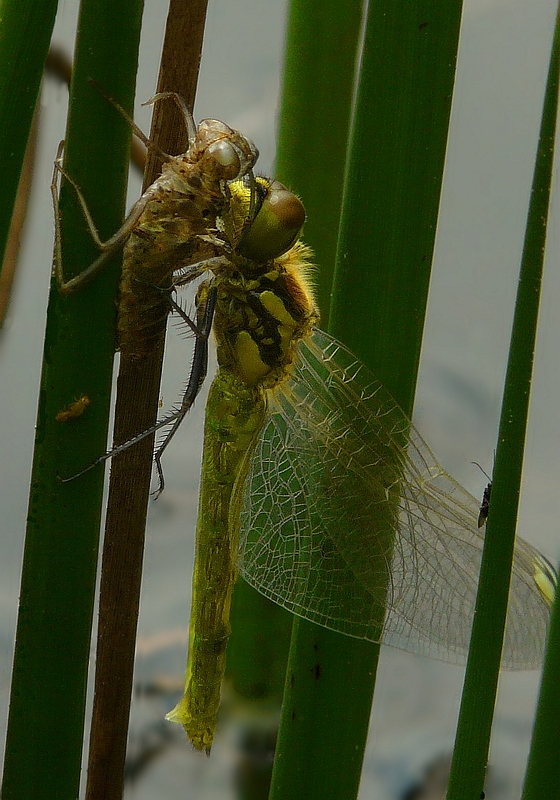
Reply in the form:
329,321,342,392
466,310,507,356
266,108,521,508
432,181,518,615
84,3,209,799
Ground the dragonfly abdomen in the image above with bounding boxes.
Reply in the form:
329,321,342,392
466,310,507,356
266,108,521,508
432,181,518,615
166,369,266,752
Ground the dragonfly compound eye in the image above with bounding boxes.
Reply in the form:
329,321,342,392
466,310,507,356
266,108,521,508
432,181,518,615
238,180,306,262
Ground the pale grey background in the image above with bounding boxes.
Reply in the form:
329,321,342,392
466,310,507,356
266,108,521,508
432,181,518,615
1,0,559,797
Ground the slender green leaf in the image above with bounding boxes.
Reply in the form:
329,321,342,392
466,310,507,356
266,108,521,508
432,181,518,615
275,0,363,319
270,2,463,798
227,0,363,735
447,6,559,798
0,0,59,273
0,1,144,797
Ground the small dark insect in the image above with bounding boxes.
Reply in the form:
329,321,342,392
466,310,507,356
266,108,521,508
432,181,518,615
477,481,492,528
472,462,492,527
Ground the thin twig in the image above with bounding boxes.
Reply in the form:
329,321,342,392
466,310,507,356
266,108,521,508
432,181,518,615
0,103,38,326
84,3,209,799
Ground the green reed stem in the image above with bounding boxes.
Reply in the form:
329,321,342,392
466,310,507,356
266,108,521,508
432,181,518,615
1,2,143,797
446,6,559,798
270,2,463,798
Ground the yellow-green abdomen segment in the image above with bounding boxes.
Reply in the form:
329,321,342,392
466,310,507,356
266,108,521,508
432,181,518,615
166,369,266,751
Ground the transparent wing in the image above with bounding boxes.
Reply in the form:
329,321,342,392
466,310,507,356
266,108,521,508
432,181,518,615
238,328,554,669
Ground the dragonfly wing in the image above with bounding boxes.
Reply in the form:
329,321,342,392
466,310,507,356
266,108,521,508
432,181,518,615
238,329,553,669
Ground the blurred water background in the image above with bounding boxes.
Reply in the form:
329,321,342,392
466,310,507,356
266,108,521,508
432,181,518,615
1,0,559,797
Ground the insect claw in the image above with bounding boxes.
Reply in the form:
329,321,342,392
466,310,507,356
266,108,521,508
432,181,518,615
142,92,197,145
150,485,164,501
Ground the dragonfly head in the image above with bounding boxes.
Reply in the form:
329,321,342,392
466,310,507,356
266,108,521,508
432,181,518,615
234,178,306,262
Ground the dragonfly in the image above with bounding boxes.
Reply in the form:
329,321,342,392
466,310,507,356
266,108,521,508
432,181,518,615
55,105,556,754
160,178,556,753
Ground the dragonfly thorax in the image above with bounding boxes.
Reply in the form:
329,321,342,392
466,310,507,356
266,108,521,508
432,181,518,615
204,178,318,388
212,244,317,388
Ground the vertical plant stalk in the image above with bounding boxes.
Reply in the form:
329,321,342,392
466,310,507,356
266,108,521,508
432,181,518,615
517,18,560,798
84,2,209,798
446,6,560,798
225,0,364,761
0,0,59,273
44,46,148,175
0,1,143,798
275,0,364,318
270,2,463,798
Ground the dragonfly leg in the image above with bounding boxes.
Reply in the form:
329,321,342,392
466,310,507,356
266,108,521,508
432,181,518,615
59,283,217,488
173,256,230,290
91,81,190,161
142,92,197,145
152,283,217,497
51,142,152,294
168,293,200,337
